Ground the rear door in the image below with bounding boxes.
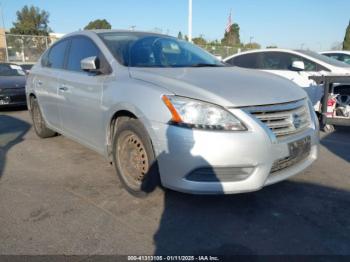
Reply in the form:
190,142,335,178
34,39,69,129
58,36,110,151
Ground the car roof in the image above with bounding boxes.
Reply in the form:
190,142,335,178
223,48,350,70
62,29,170,40
224,48,309,58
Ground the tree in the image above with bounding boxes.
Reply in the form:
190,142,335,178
209,39,220,46
177,31,183,40
192,35,207,46
343,21,350,50
10,5,51,35
331,42,343,50
8,5,51,62
243,42,261,50
221,23,241,46
266,45,278,49
84,19,112,30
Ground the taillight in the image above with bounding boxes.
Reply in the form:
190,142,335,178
327,98,336,107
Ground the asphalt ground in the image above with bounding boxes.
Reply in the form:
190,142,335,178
0,108,349,256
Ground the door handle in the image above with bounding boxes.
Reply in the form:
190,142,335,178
59,84,69,92
37,80,43,86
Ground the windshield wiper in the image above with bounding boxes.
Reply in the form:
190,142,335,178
190,63,225,67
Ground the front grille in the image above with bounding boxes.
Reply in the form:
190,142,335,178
246,100,311,138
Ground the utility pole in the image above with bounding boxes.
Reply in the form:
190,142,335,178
188,0,192,42
21,36,25,62
0,3,8,62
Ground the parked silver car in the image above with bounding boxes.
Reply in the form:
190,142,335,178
26,30,319,195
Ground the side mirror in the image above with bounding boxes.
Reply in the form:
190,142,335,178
81,56,100,73
291,61,305,71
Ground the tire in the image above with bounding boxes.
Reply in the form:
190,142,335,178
323,124,335,133
30,97,56,138
112,118,160,197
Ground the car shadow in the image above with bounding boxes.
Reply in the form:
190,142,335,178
320,126,350,162
0,115,31,178
0,105,28,112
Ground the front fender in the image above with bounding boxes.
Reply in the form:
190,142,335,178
103,79,173,157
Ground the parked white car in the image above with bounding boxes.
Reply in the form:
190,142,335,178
224,49,350,114
320,51,350,65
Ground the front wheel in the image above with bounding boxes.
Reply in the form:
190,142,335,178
112,118,160,197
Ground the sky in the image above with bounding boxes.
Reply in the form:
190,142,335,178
1,0,349,51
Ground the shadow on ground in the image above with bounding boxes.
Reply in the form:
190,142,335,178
153,126,350,255
320,127,350,162
0,114,31,178
0,105,27,112
153,181,350,255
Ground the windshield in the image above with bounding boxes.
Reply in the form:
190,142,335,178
99,33,226,68
297,50,350,68
0,64,25,76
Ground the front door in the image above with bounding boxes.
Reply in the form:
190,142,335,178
259,52,322,109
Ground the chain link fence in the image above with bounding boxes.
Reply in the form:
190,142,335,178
0,33,61,64
197,45,240,59
198,44,259,59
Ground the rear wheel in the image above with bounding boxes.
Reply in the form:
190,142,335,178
112,118,160,197
30,97,56,138
323,124,335,133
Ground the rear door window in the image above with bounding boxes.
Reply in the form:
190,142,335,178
323,53,341,60
327,53,350,64
342,54,350,64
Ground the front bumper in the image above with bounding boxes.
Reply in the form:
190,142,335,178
149,109,319,194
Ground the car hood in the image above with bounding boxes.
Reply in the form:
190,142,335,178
129,67,307,107
0,76,26,89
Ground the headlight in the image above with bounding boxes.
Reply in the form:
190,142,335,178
162,95,246,131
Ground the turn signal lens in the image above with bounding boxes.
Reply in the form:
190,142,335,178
162,95,183,123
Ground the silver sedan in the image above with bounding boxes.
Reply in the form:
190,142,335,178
26,30,319,196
